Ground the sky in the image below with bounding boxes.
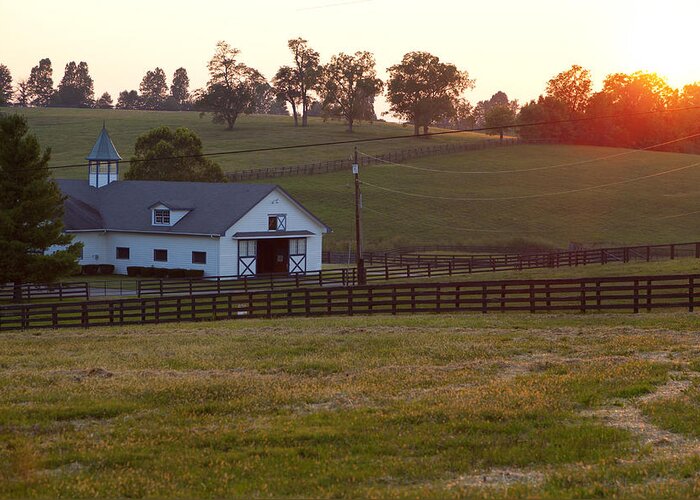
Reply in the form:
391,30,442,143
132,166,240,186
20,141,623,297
2,0,699,116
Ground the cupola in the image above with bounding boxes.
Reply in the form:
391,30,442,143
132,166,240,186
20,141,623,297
87,123,121,188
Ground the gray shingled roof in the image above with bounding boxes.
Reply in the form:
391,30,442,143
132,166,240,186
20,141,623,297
56,180,325,236
86,125,122,161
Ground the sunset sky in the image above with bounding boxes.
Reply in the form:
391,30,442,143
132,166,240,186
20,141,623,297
2,0,699,114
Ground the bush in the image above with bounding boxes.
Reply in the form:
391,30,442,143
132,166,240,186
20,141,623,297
127,266,144,277
168,268,186,279
98,264,115,275
154,268,169,278
141,267,157,278
185,269,205,278
82,264,99,275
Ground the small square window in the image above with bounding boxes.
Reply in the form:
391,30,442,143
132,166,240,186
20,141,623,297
153,209,171,225
289,238,306,255
192,251,206,264
238,240,256,257
153,249,168,262
268,214,286,231
116,247,130,260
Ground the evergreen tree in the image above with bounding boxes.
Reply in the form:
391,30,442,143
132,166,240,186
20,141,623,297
0,64,13,106
95,92,113,109
170,67,190,109
0,113,81,300
139,67,168,110
54,61,94,107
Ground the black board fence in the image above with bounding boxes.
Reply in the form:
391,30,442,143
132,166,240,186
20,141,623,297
143,241,700,299
0,282,88,302
226,138,519,182
2,273,699,331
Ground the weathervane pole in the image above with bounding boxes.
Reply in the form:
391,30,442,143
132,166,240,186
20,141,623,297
353,147,366,285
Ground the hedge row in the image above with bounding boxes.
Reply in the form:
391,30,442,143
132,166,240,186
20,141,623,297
81,264,115,275
126,266,205,279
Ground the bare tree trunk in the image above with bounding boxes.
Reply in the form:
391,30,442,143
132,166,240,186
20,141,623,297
291,101,299,127
302,97,308,127
347,117,354,132
423,125,429,135
414,123,420,136
499,129,504,140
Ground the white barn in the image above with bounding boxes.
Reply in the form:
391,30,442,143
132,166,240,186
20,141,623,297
57,126,330,277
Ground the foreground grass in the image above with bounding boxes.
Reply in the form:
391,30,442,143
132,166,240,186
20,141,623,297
10,107,491,178
2,314,700,497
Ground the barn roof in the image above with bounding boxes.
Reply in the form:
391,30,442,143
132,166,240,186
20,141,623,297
56,180,330,236
86,125,122,161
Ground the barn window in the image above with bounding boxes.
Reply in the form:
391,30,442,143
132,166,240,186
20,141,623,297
268,214,286,231
192,251,207,264
239,240,257,257
116,247,130,260
153,209,171,225
153,249,168,262
289,238,306,255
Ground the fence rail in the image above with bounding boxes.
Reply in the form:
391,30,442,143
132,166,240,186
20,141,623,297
226,138,519,182
2,273,699,331
0,282,88,302
139,241,700,299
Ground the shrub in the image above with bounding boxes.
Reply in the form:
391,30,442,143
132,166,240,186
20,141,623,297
154,268,169,278
185,269,205,278
141,267,157,278
168,268,186,279
127,266,143,277
82,264,99,275
98,264,115,275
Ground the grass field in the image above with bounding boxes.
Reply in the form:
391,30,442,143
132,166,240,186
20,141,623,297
6,107,493,178
269,144,700,250
2,313,700,498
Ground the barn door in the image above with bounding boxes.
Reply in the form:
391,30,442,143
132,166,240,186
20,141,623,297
289,238,307,274
238,240,257,276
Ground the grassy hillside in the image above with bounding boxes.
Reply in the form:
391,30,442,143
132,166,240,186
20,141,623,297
5,107,494,178
3,314,700,497
270,144,700,250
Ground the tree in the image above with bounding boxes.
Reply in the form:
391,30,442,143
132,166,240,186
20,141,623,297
287,38,320,127
116,90,140,109
517,96,573,142
27,58,54,106
124,126,226,182
170,67,190,109
0,64,13,106
272,66,301,125
139,67,168,110
545,64,592,114
95,92,113,109
483,105,515,140
316,51,383,132
15,80,29,107
198,41,267,130
53,61,94,107
473,91,518,127
386,51,473,135
0,114,81,300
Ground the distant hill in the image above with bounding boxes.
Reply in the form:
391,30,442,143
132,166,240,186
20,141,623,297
6,107,495,179
269,144,700,250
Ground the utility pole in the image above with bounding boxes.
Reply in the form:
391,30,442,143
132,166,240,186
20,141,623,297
353,147,366,285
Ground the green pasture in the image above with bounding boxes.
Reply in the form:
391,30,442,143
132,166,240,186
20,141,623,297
269,144,700,250
2,314,700,497
7,107,492,178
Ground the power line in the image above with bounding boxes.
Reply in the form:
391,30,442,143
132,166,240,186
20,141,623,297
363,205,510,233
42,104,700,171
358,131,700,175
362,160,700,202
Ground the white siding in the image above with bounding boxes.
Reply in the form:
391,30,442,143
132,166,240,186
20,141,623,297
70,232,220,276
223,188,327,275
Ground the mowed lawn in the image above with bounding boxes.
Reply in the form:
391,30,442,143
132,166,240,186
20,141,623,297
270,144,700,250
3,314,700,497
8,107,493,178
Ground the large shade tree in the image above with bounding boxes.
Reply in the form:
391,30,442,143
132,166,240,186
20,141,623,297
387,51,473,135
27,58,54,106
272,66,301,125
316,51,383,132
288,38,320,126
545,64,593,114
124,126,226,182
198,41,266,130
53,61,94,107
0,113,81,300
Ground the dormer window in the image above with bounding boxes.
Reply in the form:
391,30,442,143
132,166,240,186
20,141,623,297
153,209,171,225
268,214,286,231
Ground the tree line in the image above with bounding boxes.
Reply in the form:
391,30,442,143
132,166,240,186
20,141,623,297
1,41,698,150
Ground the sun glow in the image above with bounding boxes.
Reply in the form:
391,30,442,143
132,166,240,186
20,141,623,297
619,2,700,89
